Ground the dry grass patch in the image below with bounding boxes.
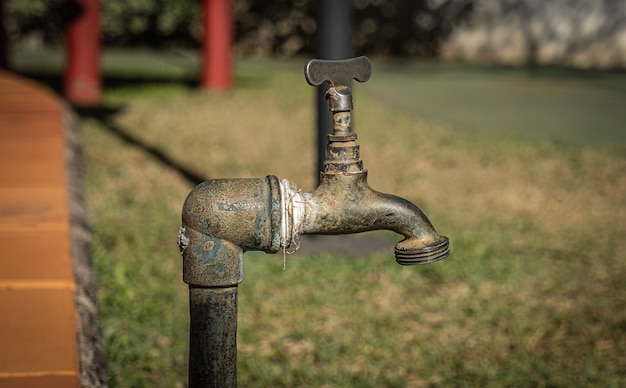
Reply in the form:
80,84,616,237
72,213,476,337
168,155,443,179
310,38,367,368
81,60,625,386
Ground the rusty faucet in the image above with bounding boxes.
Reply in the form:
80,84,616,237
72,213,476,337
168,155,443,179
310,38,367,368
179,57,449,387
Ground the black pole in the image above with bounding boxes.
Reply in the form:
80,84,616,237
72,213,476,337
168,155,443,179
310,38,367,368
0,0,8,70
188,287,238,388
315,0,352,184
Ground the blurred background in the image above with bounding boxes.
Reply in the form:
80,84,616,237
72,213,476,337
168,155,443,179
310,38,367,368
1,0,625,386
5,0,626,66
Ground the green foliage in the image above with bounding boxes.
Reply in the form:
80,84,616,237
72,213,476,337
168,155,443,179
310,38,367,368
4,0,200,47
5,0,472,55
236,0,473,56
5,0,65,45
101,0,200,47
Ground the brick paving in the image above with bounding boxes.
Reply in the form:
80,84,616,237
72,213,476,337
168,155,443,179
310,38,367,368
0,71,81,387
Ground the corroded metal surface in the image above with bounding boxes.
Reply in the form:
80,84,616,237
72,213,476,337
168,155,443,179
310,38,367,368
305,56,372,122
302,56,450,264
300,171,450,265
305,56,372,90
180,177,283,386
181,56,450,387
180,176,282,287
188,287,238,388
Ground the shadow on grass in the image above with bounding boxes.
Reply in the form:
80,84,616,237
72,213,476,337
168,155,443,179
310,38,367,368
13,69,223,186
14,71,196,95
73,104,208,186
15,70,271,97
13,69,277,188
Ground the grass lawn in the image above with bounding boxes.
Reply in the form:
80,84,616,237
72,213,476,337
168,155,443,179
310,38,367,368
13,48,626,386
370,60,626,147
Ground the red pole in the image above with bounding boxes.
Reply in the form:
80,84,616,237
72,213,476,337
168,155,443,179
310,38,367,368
201,0,233,90
64,0,101,105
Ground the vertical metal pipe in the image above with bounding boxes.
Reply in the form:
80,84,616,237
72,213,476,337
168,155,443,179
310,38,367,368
315,0,352,183
181,177,283,386
64,0,101,105
188,286,238,388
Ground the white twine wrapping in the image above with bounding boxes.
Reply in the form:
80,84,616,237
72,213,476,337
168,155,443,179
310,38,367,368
279,179,305,269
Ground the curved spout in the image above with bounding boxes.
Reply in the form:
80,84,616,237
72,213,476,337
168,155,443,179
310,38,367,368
286,171,450,265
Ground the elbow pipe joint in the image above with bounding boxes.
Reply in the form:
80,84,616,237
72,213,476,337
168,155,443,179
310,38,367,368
179,176,283,287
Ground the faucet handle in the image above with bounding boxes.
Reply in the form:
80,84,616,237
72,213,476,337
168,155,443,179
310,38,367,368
304,56,372,89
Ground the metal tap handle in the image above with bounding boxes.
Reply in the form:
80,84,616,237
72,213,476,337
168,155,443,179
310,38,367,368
304,56,372,89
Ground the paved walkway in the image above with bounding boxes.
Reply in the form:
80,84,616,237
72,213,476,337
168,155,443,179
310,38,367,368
0,71,81,387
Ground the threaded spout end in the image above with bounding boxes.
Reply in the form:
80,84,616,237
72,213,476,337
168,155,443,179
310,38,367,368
395,236,450,265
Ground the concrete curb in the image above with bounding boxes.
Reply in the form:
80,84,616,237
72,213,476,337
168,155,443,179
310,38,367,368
63,103,109,388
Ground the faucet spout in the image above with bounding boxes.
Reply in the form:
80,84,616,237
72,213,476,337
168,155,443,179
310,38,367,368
180,56,450,387
283,171,449,265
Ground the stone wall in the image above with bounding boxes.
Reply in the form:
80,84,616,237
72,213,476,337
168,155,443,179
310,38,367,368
441,0,626,68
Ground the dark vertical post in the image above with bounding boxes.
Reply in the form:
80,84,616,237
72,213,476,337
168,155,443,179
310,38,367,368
0,0,8,70
315,0,352,183
201,0,233,90
188,287,238,388
64,0,101,105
